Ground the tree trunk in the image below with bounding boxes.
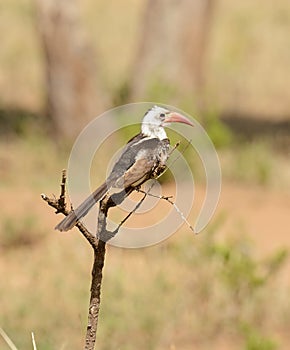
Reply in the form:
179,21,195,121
130,0,215,107
36,0,107,139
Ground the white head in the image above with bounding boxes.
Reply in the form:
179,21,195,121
141,105,194,140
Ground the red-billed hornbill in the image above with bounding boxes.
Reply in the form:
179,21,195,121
55,106,193,231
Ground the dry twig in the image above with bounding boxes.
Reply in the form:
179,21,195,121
41,171,133,350
137,188,195,233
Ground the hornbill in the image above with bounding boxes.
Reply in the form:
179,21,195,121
55,106,193,232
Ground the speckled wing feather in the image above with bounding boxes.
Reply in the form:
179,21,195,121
118,156,156,188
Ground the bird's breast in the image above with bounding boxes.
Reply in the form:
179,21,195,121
150,140,170,177
158,141,170,164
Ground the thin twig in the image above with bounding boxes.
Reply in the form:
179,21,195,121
0,327,18,350
41,170,99,250
137,189,195,233
157,139,192,179
169,141,180,156
111,183,155,235
31,332,37,350
57,169,66,212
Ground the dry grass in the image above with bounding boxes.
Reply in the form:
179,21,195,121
1,211,289,349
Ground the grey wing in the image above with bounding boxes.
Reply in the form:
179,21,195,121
122,156,155,188
107,137,163,188
107,143,140,182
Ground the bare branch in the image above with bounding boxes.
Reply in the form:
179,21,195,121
41,171,99,250
84,187,135,349
137,188,195,233
42,171,138,350
158,139,192,179
0,327,18,350
112,183,155,234
58,169,67,212
31,332,37,350
85,240,106,350
169,141,181,155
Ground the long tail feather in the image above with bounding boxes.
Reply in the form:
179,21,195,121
55,182,108,232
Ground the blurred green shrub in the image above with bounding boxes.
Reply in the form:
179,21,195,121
224,141,273,185
0,109,39,137
241,323,277,350
204,109,233,148
165,215,288,348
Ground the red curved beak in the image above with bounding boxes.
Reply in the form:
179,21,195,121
164,112,194,127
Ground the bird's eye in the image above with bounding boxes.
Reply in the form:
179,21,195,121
160,113,165,119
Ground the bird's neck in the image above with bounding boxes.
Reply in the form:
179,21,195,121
141,124,168,140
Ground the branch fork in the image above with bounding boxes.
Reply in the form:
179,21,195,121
41,145,194,349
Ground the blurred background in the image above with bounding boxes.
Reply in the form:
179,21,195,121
0,0,290,349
